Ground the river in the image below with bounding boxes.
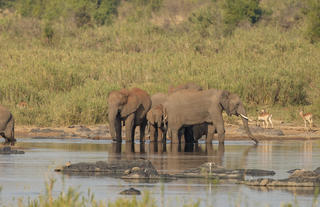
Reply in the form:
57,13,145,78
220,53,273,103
0,138,319,206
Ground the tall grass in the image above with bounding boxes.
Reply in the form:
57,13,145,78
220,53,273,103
0,0,319,126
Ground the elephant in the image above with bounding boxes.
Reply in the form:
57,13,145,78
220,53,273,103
163,89,258,144
150,92,167,108
168,82,203,94
147,83,203,143
146,104,166,142
107,88,151,142
0,104,16,145
184,123,216,143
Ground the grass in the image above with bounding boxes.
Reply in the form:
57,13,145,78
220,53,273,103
0,0,319,126
4,178,317,207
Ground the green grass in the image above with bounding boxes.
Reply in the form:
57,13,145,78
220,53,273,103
0,0,319,126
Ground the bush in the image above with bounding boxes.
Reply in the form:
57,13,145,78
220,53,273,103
15,0,120,26
306,0,320,43
222,0,263,35
43,22,54,43
93,0,120,25
0,0,15,8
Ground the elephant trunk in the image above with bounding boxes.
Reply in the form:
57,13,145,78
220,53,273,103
237,105,259,145
108,108,120,141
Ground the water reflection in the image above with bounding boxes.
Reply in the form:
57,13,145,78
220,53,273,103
109,142,226,173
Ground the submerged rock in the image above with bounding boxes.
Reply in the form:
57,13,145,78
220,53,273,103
120,188,141,195
174,162,275,180
55,159,159,179
55,160,275,182
0,146,24,154
243,168,320,187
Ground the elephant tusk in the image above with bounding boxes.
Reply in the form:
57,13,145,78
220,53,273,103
240,113,253,122
239,113,249,120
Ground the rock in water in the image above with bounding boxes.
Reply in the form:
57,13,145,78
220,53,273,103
55,159,159,179
120,188,141,195
0,146,24,154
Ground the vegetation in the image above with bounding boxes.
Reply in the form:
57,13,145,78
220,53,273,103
9,178,317,207
0,0,319,126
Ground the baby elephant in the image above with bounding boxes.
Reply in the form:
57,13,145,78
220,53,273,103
147,104,166,142
0,104,15,145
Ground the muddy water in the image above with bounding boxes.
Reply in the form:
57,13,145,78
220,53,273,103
0,139,319,207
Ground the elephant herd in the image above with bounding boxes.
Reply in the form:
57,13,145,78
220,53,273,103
0,83,257,146
107,83,258,145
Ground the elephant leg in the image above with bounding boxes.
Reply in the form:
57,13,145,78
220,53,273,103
139,119,147,142
0,132,9,145
125,114,135,142
215,122,225,144
171,129,179,144
207,125,215,144
149,125,156,142
115,118,122,142
178,128,185,144
159,127,167,143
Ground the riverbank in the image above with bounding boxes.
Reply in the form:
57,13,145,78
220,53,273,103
14,122,320,142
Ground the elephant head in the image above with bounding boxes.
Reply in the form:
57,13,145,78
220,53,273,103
107,89,140,140
146,104,164,127
220,91,258,144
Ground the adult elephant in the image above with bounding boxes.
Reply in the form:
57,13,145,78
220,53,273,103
168,82,203,94
164,89,258,144
147,83,203,143
107,88,151,142
0,105,16,145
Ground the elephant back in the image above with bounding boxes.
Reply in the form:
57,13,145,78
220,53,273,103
131,88,152,121
168,82,203,94
151,93,167,108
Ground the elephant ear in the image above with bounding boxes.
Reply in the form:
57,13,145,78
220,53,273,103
220,90,231,115
120,94,140,117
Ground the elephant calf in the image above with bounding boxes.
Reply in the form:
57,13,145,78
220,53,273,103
0,104,16,145
146,104,166,142
184,123,216,144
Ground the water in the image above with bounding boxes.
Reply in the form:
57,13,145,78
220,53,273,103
0,138,319,207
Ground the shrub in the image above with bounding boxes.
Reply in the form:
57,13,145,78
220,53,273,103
222,0,263,35
75,6,91,27
306,0,320,43
43,22,54,43
93,0,120,26
0,0,15,8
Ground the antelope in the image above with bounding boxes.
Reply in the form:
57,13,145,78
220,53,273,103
299,111,313,131
257,109,273,128
17,101,27,108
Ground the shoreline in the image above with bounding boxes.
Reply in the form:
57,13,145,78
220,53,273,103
14,123,320,142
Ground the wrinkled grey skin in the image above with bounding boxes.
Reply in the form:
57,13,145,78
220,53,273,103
0,105,16,145
148,83,204,143
168,82,203,94
147,93,168,142
164,89,257,144
184,123,216,143
107,88,151,142
146,104,166,142
150,93,168,108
